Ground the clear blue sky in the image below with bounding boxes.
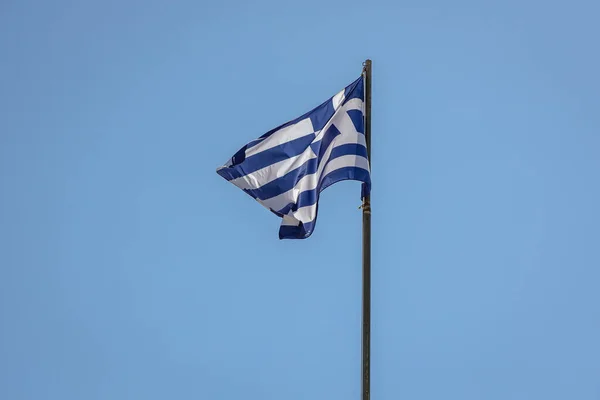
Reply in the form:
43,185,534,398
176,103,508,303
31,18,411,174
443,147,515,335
1,0,599,399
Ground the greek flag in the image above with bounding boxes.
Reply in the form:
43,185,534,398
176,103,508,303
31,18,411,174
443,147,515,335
216,76,371,239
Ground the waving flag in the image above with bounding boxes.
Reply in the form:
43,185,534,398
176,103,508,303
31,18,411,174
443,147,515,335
216,76,371,239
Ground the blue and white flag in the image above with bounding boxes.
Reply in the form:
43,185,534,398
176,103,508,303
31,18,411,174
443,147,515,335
216,76,371,239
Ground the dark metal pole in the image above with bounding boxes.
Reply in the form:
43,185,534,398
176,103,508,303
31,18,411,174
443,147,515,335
362,59,372,400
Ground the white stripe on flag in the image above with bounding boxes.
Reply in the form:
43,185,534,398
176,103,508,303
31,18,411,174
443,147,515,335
245,118,314,157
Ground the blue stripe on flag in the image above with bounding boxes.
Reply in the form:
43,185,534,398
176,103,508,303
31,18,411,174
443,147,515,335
315,125,342,164
246,157,318,200
347,109,364,134
220,133,316,181
319,166,371,194
330,143,368,160
343,76,364,104
279,219,316,240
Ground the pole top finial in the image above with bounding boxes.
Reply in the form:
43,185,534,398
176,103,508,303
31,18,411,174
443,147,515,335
362,59,372,73
362,59,371,73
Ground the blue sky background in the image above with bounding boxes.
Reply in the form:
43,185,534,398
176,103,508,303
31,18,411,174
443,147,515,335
1,0,599,399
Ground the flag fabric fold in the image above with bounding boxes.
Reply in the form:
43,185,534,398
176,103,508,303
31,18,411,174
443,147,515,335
216,76,371,239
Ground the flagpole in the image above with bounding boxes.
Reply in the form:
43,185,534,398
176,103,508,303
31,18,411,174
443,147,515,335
362,59,372,400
